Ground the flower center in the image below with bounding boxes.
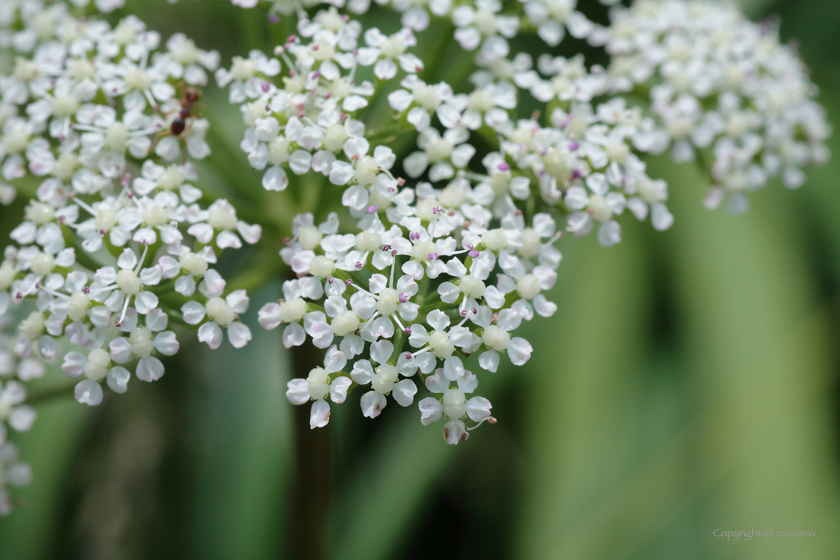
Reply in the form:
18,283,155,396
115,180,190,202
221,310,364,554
105,122,130,151
429,330,454,358
588,194,612,222
517,274,541,300
68,292,91,322
180,252,208,276
0,263,15,290
381,36,407,59
443,388,466,419
95,208,118,232
377,288,400,316
474,10,498,36
158,166,185,189
520,228,542,259
20,312,45,340
142,205,169,228
482,228,508,251
460,275,486,298
171,39,200,64
85,348,111,381
355,231,382,252
2,130,29,154
413,84,441,110
130,327,155,358
206,297,235,327
426,138,454,163
208,206,238,231
372,363,398,394
482,325,510,351
355,156,379,186
309,256,335,278
307,367,330,400
331,310,360,336
230,57,257,81
30,252,55,275
116,269,141,295
25,201,55,226
412,240,439,262
280,297,307,323
51,95,79,117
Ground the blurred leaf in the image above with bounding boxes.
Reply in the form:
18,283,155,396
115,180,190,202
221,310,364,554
0,396,92,560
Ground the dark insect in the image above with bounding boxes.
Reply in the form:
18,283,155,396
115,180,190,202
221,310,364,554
170,87,201,137
148,84,203,160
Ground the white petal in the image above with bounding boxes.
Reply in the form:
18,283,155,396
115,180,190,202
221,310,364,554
137,356,165,382
507,337,532,366
75,379,103,406
392,379,417,407
370,339,394,365
227,322,252,348
466,396,492,422
286,378,311,405
418,397,443,425
198,322,223,349
106,367,131,394
310,399,331,429
360,390,387,418
329,376,352,404
61,351,87,377
443,419,467,445
324,345,347,373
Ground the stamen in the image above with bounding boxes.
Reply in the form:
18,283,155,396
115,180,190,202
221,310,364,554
134,243,150,274
467,416,497,430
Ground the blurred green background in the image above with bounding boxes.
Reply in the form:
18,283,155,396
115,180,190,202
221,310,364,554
2,0,840,558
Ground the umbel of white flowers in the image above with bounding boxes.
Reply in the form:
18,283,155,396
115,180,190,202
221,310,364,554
0,0,829,514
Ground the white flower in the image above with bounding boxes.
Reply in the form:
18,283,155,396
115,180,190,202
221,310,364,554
182,272,252,349
108,308,179,383
215,50,280,103
351,338,417,418
285,345,352,429
404,126,475,182
258,277,323,347
471,306,532,372
62,348,131,405
165,33,221,87
417,358,493,444
92,245,160,326
356,27,422,80
451,0,519,62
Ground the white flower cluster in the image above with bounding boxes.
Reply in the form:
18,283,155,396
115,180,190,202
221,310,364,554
0,309,38,516
0,0,829,466
229,0,595,51
597,0,831,213
0,8,260,416
217,9,422,203
0,4,263,511
213,2,679,444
